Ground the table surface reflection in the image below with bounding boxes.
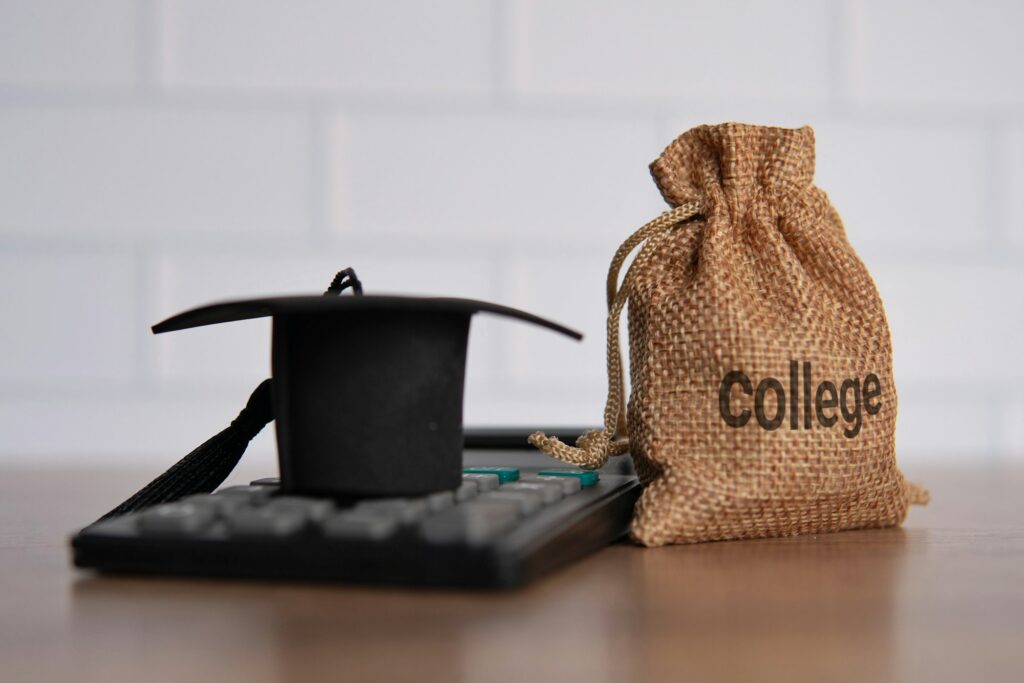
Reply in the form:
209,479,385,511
2,461,1022,683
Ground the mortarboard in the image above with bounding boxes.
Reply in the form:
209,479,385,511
106,268,580,512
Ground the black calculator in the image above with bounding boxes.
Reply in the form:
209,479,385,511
72,452,641,589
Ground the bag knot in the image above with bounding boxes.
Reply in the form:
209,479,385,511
528,429,629,470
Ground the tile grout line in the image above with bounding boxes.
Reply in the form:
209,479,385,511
307,102,331,246
490,0,511,105
828,0,858,117
1,84,1023,127
985,119,1012,250
135,0,161,95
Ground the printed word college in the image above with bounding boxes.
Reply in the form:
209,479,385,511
719,361,882,438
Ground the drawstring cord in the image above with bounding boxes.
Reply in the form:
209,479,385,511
529,201,703,469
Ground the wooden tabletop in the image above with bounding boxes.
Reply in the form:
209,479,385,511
2,463,1022,683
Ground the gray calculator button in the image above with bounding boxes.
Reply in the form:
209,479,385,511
322,512,397,540
462,473,500,492
530,475,582,495
180,493,251,516
265,496,335,521
502,481,563,504
138,502,216,535
213,485,273,503
454,480,478,502
424,490,455,512
479,489,544,516
420,500,521,546
226,507,307,537
354,498,429,524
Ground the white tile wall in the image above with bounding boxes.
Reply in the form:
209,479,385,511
0,106,311,238
1003,400,1024,456
0,250,138,385
0,0,1021,464
159,0,494,94
1007,125,1024,247
874,264,1024,385
893,391,998,464
500,250,609,389
509,0,832,101
846,0,1024,106
814,122,991,255
331,112,664,244
0,394,279,464
0,0,138,88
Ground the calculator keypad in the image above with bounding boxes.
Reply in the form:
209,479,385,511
126,467,593,546
322,511,399,541
420,500,521,546
227,506,308,537
73,464,640,588
138,501,216,535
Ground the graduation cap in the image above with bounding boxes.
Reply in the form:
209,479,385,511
99,269,580,518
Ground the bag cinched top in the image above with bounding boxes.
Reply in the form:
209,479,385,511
531,123,928,547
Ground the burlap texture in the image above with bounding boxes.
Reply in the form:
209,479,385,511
531,122,927,547
630,123,922,546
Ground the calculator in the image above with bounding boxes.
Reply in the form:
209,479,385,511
71,451,641,589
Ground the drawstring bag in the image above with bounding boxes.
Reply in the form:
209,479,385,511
531,123,928,547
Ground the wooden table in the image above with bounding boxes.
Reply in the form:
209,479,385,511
2,464,1022,683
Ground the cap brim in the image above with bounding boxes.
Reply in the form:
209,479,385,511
152,295,583,340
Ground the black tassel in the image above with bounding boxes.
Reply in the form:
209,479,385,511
96,378,274,522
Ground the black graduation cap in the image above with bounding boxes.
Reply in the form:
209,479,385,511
135,269,580,501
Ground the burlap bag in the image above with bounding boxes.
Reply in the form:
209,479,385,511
531,123,928,547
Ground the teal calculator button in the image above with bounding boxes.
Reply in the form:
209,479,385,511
463,467,520,483
536,469,600,488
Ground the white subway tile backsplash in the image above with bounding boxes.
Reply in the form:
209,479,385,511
0,0,137,87
0,394,279,464
1006,125,1024,248
0,1,1021,466
330,112,665,244
463,387,607,431
499,251,609,390
0,106,310,239
874,263,1024,386
814,121,990,256
509,0,831,101
894,390,998,464
848,0,1024,106
159,0,492,94
0,250,137,385
1001,400,1024,460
